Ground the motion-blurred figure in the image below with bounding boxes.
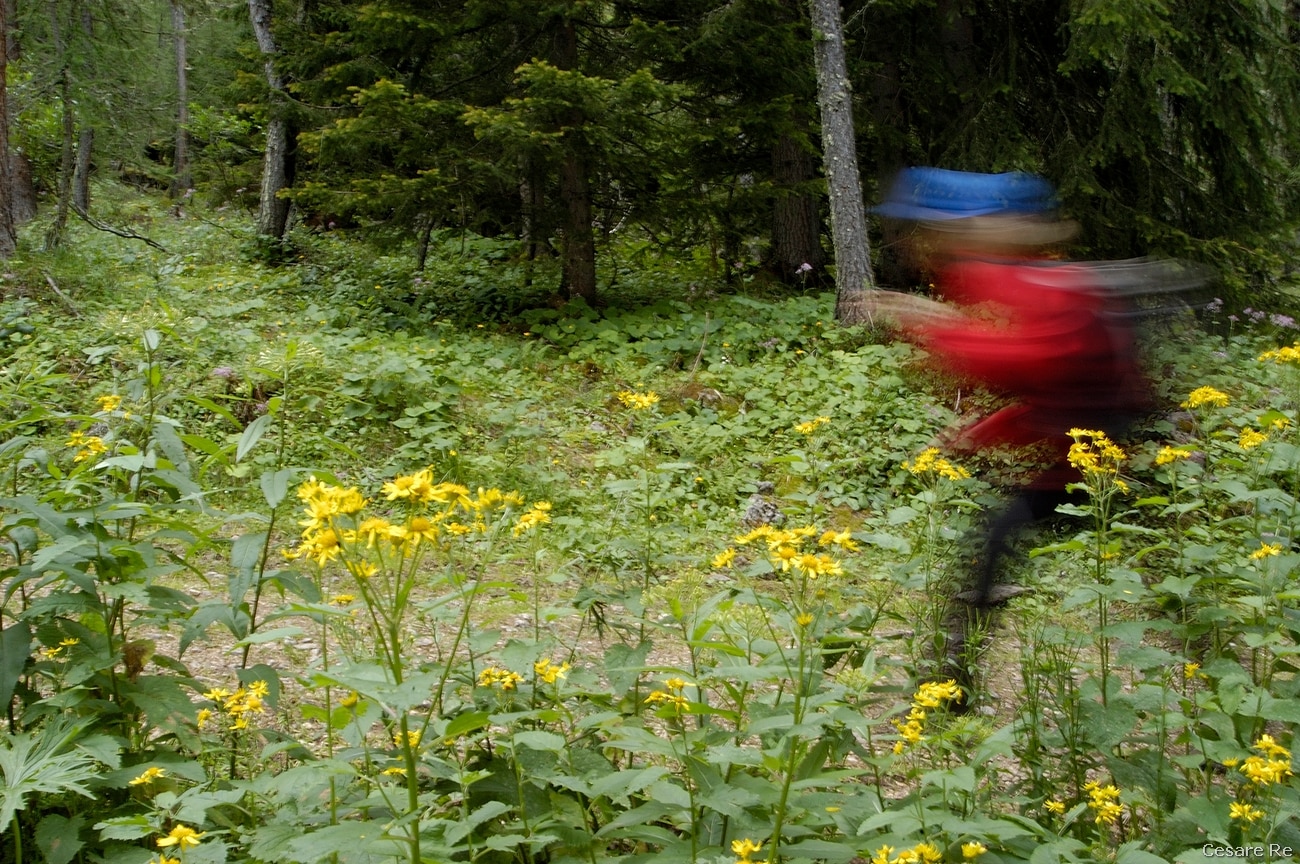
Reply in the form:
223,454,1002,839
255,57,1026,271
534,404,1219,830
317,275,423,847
869,167,1154,694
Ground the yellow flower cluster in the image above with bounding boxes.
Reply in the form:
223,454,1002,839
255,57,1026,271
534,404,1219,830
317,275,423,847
1084,780,1123,825
892,680,962,754
478,667,524,690
961,843,988,859
1154,445,1194,466
869,842,943,864
732,838,765,864
1067,429,1128,490
734,524,844,579
157,825,203,850
97,394,122,412
201,681,268,731
903,447,971,481
1239,735,1293,786
1250,543,1283,560
1181,386,1230,409
1043,799,1066,815
1239,427,1268,450
1229,801,1265,823
513,502,552,536
534,658,570,684
616,390,660,410
645,677,691,711
1259,343,1300,364
793,415,830,435
394,729,421,749
66,430,108,463
287,473,534,565
37,637,79,661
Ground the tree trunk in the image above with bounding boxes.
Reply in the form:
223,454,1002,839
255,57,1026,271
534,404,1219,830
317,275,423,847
0,0,15,257
72,126,92,212
171,0,191,196
45,69,74,251
808,0,875,323
770,129,826,282
249,0,292,239
552,17,597,304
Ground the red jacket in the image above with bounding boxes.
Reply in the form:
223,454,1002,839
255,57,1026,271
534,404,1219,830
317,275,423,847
919,258,1150,487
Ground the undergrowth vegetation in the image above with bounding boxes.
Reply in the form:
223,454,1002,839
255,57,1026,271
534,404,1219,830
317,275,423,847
3,192,1300,864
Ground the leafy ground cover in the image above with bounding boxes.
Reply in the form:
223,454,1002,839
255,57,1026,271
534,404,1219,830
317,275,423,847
4,191,1300,864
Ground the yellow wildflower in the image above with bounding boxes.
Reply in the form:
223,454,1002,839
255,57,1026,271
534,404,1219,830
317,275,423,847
346,560,378,579
1254,734,1290,759
394,730,421,749
157,826,203,849
66,431,109,463
1084,781,1124,825
1229,801,1265,823
904,447,970,480
1183,662,1201,679
1181,386,1230,409
513,502,552,536
1239,428,1268,450
712,547,737,568
1259,343,1300,364
478,667,524,690
1044,799,1066,816
154,856,180,864
732,838,763,864
794,416,830,435
818,529,859,551
870,846,895,864
616,390,660,410
1155,445,1193,466
795,612,815,628
644,690,689,710
534,659,570,684
962,843,988,859
129,766,167,786
97,394,122,412
1250,543,1283,560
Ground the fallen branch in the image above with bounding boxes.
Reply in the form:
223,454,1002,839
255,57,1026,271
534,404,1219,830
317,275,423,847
71,204,169,253
43,273,82,318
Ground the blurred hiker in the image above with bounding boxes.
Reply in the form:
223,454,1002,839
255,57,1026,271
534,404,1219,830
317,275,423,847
869,167,1153,695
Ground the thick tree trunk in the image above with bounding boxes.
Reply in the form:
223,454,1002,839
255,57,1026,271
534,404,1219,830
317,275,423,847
72,126,92,212
249,0,292,238
552,17,597,304
171,1,191,196
770,129,826,282
0,0,15,257
808,0,875,323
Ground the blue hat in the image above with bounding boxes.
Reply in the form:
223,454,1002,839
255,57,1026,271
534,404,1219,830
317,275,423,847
874,168,1058,221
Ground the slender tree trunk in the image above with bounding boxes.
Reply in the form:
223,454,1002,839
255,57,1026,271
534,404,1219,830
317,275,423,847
770,128,826,282
808,0,875,322
45,72,74,251
72,127,92,212
70,4,94,213
552,16,597,304
249,0,292,238
0,0,15,257
171,0,191,196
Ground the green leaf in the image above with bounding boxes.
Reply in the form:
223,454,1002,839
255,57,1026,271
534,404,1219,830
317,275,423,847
512,730,566,752
94,815,153,841
0,621,31,711
236,414,273,463
260,469,293,509
36,814,85,864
